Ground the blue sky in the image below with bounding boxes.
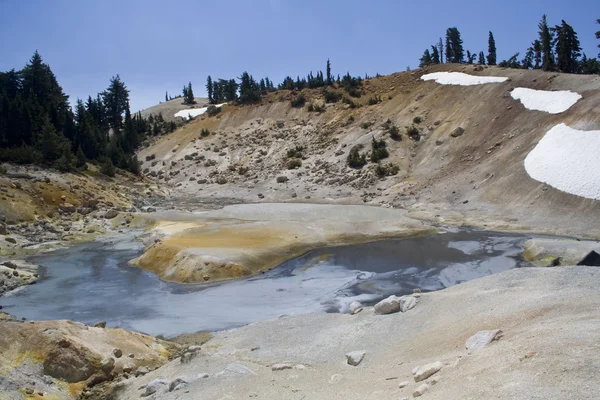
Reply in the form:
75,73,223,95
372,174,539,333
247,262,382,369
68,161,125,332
1,0,598,112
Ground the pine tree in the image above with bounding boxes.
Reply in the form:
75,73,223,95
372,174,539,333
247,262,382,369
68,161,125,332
538,15,556,71
445,27,465,63
206,76,213,104
521,48,534,69
165,91,168,102
419,49,433,67
596,19,600,58
487,32,497,65
102,75,129,133
75,146,87,170
326,59,333,85
438,38,444,63
552,20,581,73
431,45,440,64
478,51,486,65
183,82,196,105
532,40,542,69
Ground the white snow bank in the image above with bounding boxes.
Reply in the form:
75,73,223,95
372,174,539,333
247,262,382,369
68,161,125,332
421,72,508,86
511,88,581,114
524,123,600,200
174,103,226,119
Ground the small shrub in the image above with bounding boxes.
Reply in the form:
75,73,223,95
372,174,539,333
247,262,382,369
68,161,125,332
413,116,423,124
346,87,362,98
368,95,382,105
323,89,342,103
389,125,401,141
286,146,304,159
291,93,306,108
361,121,372,130
286,158,302,169
307,103,325,112
342,96,357,108
200,128,210,138
100,159,116,177
206,105,221,117
370,138,389,162
375,162,400,178
347,115,355,123
347,145,367,169
406,125,420,141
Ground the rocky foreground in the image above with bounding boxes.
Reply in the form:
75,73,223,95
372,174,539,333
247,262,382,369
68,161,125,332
106,266,600,400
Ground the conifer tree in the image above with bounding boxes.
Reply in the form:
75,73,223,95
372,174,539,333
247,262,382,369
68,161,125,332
521,48,534,69
532,40,542,69
487,32,497,65
165,91,168,102
326,59,332,85
103,75,129,133
183,82,196,105
419,49,433,67
478,51,486,65
596,19,600,57
538,15,556,71
206,76,213,104
438,38,444,63
431,46,440,64
445,27,465,63
552,20,581,73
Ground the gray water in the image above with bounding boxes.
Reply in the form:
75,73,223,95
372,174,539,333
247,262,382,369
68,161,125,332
1,230,530,337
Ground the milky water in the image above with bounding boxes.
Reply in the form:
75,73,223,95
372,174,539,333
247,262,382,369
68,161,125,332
1,230,529,337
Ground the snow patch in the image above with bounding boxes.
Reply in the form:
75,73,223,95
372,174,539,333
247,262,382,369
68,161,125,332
511,88,581,114
524,123,600,200
421,72,508,86
174,103,226,120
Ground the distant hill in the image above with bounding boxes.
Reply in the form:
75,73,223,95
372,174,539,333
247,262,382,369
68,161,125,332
139,97,209,122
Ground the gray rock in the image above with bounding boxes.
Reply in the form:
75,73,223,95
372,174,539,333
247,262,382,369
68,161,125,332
374,295,401,315
271,363,293,371
135,366,149,377
180,351,196,364
349,301,363,315
465,329,503,353
104,210,119,219
5,237,16,244
113,348,122,358
398,381,410,388
450,127,465,137
217,363,256,377
413,361,443,382
345,350,366,366
169,377,189,392
143,379,170,397
400,296,417,312
413,383,430,397
276,176,289,183
100,357,115,375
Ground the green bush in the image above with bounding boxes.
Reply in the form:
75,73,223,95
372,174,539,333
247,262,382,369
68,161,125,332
200,128,210,138
206,105,221,117
307,103,325,112
100,158,116,177
375,162,400,178
346,87,362,98
291,93,306,108
406,125,420,141
286,158,302,169
347,145,367,169
413,116,423,124
389,125,401,141
368,96,382,105
323,89,342,103
361,121,372,129
287,146,304,159
342,96,357,108
347,115,355,123
370,138,389,162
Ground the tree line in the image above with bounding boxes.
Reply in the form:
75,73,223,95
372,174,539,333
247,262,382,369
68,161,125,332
0,51,175,175
419,16,600,75
203,59,364,105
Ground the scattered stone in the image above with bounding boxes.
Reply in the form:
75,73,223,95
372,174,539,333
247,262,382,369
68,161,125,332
400,296,417,312
143,379,170,397
180,351,196,364
349,301,363,315
450,127,465,138
435,139,444,146
413,361,443,382
374,295,401,315
25,388,35,395
5,237,16,244
398,381,410,388
104,210,119,219
345,350,366,366
272,363,294,371
113,348,123,358
100,357,115,375
169,377,189,392
413,383,430,397
465,329,503,353
135,366,149,377
257,193,264,199
276,176,289,183
187,345,202,352
217,363,256,377
93,321,106,328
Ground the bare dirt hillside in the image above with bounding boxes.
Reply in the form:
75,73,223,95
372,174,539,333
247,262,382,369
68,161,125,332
139,97,209,122
137,65,600,239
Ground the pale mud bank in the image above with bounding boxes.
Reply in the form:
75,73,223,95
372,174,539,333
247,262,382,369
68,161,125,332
130,203,437,284
114,266,600,400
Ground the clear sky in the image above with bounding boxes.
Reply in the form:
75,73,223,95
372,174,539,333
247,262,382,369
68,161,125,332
1,0,598,112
